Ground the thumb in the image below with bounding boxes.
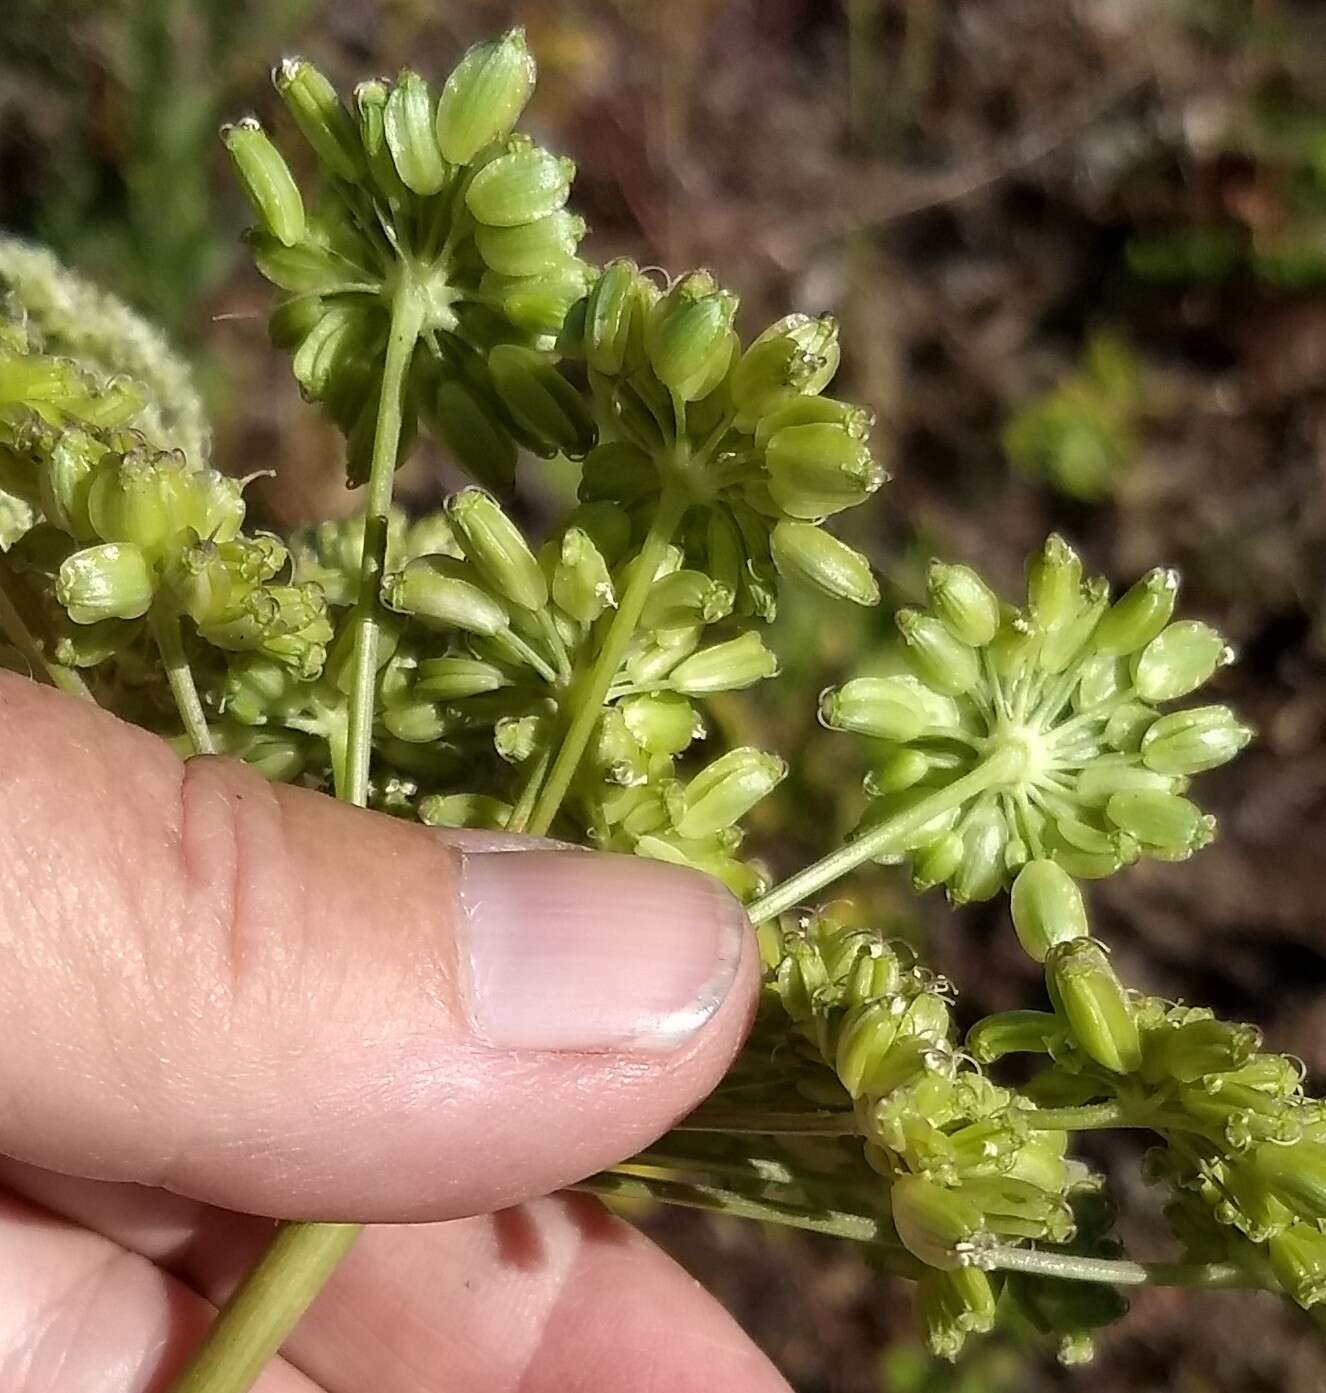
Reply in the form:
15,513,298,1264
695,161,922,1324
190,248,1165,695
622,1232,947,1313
0,673,756,1221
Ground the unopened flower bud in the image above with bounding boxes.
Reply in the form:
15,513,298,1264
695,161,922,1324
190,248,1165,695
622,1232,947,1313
1132,620,1230,702
620,692,703,756
446,486,548,611
896,608,980,695
1045,938,1141,1075
754,394,874,449
87,452,194,556
414,655,511,700
770,520,878,606
476,211,586,277
918,1266,998,1361
866,747,933,795
961,1175,1075,1244
246,232,350,295
1269,1223,1326,1308
667,630,779,694
384,699,450,744
911,830,965,891
927,561,999,646
384,69,448,195
435,28,536,164
1092,567,1179,657
581,259,650,375
1146,1016,1260,1085
353,79,409,204
383,555,509,635
644,274,740,400
949,802,1007,904
671,746,786,839
419,792,514,830
1251,1141,1326,1222
1105,789,1214,857
1102,700,1156,753
546,525,613,626
834,999,905,1099
731,314,840,423
1039,577,1107,674
819,674,956,741
272,58,363,181
465,143,575,227
1027,534,1083,632
579,440,658,505
891,1175,985,1271
39,428,103,540
966,1009,1064,1064
427,377,518,492
222,118,305,247
495,710,551,764
495,259,595,337
1141,704,1252,775
292,304,375,400
1010,860,1089,963
766,422,884,520
641,569,733,631
166,536,284,626
56,542,155,624
487,343,596,459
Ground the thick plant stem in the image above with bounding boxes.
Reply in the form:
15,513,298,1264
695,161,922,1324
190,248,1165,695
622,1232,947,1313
748,746,1023,925
168,279,424,1393
342,277,426,807
167,1224,361,1392
149,603,215,755
519,488,687,836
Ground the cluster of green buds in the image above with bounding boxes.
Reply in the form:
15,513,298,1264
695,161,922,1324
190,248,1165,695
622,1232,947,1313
973,951,1326,1314
760,905,1117,1360
0,321,142,552
225,31,591,485
820,535,1251,905
356,486,785,892
558,260,883,615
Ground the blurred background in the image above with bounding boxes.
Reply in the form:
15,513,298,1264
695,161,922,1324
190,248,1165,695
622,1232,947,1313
4,0,1326,1387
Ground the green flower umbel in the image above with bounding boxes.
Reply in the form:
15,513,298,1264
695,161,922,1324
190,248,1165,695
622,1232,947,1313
820,535,1251,902
225,31,588,486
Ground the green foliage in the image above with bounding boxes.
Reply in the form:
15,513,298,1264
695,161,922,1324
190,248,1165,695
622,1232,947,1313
1002,333,1141,501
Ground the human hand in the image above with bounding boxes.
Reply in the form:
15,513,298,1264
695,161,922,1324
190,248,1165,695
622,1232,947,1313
0,672,789,1392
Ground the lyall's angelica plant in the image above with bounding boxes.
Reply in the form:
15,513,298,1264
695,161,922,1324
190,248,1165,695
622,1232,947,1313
0,26,1314,1392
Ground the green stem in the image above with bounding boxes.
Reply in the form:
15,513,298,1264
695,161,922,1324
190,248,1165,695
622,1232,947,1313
979,1244,1252,1290
166,1223,361,1392
676,1108,859,1135
573,1170,884,1244
342,275,426,808
519,488,688,836
1026,1100,1128,1132
148,603,215,756
749,746,1022,925
506,748,551,833
168,277,424,1393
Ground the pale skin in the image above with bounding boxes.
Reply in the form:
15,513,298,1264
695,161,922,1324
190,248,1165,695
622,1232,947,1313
0,671,792,1393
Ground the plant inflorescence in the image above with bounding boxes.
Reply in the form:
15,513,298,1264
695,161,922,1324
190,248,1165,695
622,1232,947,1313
0,29,1317,1391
